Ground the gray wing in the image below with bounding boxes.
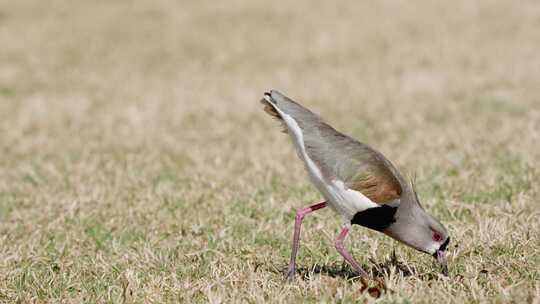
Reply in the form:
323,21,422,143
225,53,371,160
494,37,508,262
304,125,404,204
261,90,404,204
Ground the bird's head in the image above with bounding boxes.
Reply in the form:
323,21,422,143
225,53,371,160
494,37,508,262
385,183,450,275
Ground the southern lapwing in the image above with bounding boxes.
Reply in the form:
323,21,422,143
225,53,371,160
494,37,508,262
261,90,450,279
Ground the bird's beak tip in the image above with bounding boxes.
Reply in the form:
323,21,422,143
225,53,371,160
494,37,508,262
435,250,448,276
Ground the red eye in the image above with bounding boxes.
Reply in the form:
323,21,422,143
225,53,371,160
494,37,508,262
432,232,442,242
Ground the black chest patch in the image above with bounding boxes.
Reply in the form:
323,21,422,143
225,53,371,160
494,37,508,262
351,205,397,231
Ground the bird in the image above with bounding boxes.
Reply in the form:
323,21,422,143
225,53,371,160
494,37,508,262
260,90,450,279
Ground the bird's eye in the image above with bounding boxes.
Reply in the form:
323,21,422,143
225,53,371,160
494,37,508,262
432,232,442,242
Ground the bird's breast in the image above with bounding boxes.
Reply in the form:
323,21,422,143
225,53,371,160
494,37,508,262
351,205,397,231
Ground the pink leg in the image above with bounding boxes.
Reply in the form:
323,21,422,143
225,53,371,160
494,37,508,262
286,201,327,278
335,226,369,278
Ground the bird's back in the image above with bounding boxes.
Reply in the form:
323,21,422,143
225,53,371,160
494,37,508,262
261,91,404,220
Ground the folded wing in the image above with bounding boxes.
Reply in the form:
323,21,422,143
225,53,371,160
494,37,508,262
261,90,405,205
303,125,404,204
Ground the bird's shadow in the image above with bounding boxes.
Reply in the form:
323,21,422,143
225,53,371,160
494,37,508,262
292,253,418,281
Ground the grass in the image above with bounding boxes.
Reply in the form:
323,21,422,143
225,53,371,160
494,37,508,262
1,0,540,302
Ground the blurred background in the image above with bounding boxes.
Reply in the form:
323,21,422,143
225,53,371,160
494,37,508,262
2,1,539,164
0,0,539,302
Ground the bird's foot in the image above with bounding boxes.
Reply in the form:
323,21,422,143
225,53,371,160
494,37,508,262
359,277,387,298
284,265,296,280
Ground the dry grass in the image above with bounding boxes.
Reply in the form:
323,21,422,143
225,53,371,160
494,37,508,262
1,0,540,303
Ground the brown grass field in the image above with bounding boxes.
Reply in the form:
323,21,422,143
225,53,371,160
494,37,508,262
1,0,540,303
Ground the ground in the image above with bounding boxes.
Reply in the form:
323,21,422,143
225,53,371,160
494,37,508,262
0,0,539,303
